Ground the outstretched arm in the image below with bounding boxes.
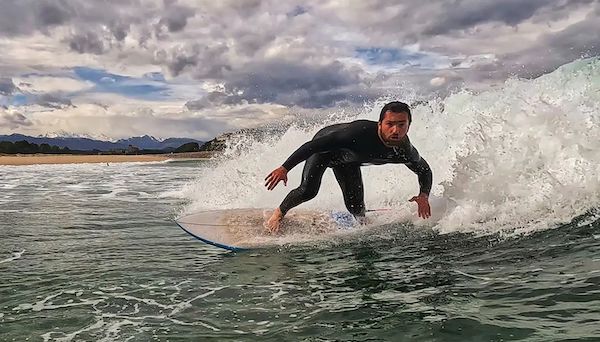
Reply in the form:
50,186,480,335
281,132,347,171
405,156,432,196
264,131,349,191
405,146,433,219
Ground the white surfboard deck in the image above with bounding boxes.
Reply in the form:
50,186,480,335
175,208,360,251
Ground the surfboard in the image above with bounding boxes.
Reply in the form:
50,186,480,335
174,208,359,251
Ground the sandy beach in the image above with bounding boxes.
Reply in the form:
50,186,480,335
0,152,216,165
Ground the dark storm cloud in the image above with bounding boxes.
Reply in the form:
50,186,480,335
187,60,376,109
425,0,557,35
0,0,87,36
155,44,231,77
157,4,196,33
67,31,107,54
111,22,130,41
0,78,18,95
0,1,155,53
230,60,360,107
0,0,201,49
0,1,50,36
38,2,70,26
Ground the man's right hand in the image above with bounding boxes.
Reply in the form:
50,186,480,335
264,166,288,190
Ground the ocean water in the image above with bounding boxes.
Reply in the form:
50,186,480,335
1,58,600,341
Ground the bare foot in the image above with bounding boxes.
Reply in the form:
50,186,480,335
264,208,283,233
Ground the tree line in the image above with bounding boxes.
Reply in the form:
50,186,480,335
0,140,71,154
0,140,201,154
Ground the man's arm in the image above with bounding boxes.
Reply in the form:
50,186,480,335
405,156,432,196
404,145,432,195
265,130,350,191
281,131,348,171
405,145,433,219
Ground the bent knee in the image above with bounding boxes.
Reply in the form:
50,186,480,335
297,186,319,200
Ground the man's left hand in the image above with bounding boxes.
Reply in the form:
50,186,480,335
409,194,431,219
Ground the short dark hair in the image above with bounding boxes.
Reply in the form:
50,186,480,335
379,101,411,123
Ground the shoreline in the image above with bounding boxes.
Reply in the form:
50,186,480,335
0,151,217,166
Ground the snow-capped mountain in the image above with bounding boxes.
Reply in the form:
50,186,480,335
40,131,117,142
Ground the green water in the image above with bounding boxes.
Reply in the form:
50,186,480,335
1,161,599,341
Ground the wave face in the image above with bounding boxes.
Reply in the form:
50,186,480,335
182,58,600,236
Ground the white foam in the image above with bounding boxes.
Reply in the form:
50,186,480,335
0,250,25,264
27,281,225,341
578,209,600,228
12,291,105,312
181,58,600,238
168,286,225,317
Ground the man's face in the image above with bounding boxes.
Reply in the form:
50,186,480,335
378,111,410,144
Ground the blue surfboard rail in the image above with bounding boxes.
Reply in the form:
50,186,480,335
174,220,249,252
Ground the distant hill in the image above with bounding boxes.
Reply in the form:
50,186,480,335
0,133,204,151
200,126,288,151
114,135,202,150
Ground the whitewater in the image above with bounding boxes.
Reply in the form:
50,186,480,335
180,57,600,238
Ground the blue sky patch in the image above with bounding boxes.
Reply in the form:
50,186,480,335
9,94,28,106
7,68,174,107
73,67,171,100
356,47,447,69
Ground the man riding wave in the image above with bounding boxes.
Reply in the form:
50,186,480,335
264,101,432,232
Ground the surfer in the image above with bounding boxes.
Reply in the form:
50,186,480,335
264,101,433,233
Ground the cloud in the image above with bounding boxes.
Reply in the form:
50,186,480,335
156,3,196,33
0,0,66,36
33,93,74,108
15,75,94,93
154,43,231,77
503,10,600,78
185,91,243,109
0,109,32,129
67,31,107,54
464,6,600,80
184,59,375,109
38,1,71,27
0,101,256,140
0,0,599,139
424,0,557,35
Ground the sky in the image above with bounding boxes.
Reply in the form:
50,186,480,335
0,0,598,141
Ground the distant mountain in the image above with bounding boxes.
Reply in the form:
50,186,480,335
115,135,161,149
114,135,205,150
0,133,204,151
40,130,115,142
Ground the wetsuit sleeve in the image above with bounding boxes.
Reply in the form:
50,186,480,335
281,131,349,171
404,145,433,195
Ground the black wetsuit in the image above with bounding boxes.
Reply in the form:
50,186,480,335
279,120,432,216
